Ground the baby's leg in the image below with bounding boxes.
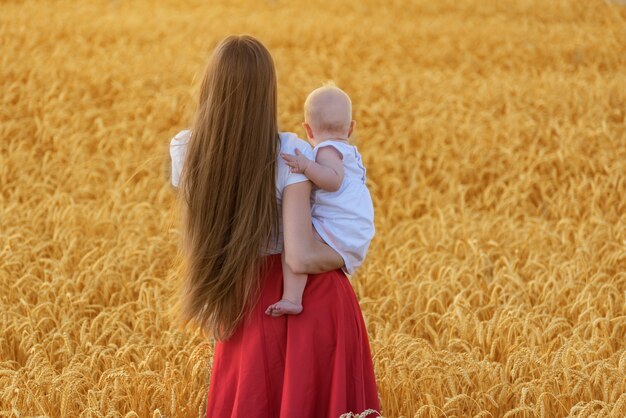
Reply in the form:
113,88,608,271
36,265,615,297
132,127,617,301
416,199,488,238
312,226,324,243
264,251,306,316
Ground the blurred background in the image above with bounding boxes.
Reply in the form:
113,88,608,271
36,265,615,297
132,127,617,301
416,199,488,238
1,0,625,416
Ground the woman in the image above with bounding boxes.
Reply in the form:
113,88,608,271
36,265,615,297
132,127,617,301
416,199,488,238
169,35,381,418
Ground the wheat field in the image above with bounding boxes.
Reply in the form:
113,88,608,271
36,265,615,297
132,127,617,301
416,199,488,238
1,0,625,417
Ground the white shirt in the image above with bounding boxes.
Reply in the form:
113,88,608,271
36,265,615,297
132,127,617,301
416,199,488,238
310,140,375,275
169,130,312,255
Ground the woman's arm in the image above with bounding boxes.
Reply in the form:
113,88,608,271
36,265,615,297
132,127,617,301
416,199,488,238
282,180,344,274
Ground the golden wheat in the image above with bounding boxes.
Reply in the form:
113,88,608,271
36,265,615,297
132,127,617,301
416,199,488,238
1,0,625,417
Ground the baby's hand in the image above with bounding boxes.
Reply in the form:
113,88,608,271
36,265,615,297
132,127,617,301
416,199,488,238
281,148,311,174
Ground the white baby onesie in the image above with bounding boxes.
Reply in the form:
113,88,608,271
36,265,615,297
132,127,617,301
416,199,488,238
310,140,375,275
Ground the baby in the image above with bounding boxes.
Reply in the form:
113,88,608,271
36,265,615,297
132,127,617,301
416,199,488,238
265,84,375,316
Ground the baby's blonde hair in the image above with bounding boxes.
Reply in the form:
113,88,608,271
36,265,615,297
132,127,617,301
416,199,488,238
304,82,352,136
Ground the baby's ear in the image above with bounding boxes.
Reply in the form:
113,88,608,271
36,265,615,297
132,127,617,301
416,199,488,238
302,122,314,140
348,120,356,137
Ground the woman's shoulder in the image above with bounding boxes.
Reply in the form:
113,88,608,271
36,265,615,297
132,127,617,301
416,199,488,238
169,129,191,188
170,130,308,151
169,130,314,159
170,129,191,161
170,129,191,146
278,131,312,155
276,132,311,191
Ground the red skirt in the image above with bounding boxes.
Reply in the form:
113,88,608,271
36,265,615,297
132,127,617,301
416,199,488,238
205,253,381,418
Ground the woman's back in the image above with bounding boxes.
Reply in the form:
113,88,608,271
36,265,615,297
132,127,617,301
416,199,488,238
169,129,314,255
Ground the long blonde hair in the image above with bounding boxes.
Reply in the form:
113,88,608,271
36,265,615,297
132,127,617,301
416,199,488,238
178,35,279,341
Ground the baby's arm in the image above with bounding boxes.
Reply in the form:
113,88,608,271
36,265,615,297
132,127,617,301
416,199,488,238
281,146,344,192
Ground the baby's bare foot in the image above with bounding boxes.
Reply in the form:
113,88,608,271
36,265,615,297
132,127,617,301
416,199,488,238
264,299,303,317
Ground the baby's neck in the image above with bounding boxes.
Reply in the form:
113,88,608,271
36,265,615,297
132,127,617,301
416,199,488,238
311,135,349,147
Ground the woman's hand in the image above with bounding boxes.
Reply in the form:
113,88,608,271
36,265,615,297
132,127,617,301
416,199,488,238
282,180,344,274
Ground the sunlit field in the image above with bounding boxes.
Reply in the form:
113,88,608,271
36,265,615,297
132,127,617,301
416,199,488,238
1,0,625,416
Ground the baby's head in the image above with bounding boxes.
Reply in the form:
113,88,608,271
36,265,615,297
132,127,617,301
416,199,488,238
303,84,355,144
